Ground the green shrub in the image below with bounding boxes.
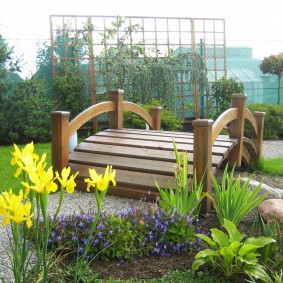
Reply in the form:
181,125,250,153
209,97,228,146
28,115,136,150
123,101,183,131
210,77,244,119
55,73,87,119
0,77,52,145
193,219,275,282
248,104,283,140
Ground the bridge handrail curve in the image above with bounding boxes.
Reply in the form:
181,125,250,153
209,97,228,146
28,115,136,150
212,108,238,143
123,101,156,129
69,101,115,137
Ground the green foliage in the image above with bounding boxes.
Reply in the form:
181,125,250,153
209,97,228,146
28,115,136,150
251,214,283,266
155,141,204,218
193,219,275,282
0,77,52,145
210,165,266,227
97,17,208,112
123,101,183,131
210,77,244,119
252,156,283,176
55,73,87,118
248,104,283,139
44,202,202,261
260,53,283,105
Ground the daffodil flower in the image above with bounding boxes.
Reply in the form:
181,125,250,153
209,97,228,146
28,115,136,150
55,166,79,194
22,167,58,197
84,166,116,192
84,168,99,192
11,142,39,166
0,189,33,228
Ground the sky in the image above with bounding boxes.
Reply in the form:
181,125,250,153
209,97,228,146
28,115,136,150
0,0,283,76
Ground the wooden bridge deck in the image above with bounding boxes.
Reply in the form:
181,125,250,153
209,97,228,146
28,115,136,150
69,128,238,200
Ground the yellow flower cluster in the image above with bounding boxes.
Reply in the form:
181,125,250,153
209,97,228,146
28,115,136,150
0,142,80,228
0,189,33,227
11,142,78,197
85,166,116,192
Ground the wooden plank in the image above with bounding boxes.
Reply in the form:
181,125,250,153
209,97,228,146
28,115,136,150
74,142,224,166
69,151,186,176
70,163,175,190
97,130,234,150
70,163,217,195
85,135,229,156
106,129,238,145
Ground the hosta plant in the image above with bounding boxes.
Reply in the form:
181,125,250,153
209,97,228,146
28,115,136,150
210,165,266,227
192,219,275,283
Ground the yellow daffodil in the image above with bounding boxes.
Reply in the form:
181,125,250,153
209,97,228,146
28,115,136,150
0,189,33,228
14,151,47,178
84,168,99,192
55,167,79,194
84,166,116,192
22,167,58,197
11,142,39,166
105,165,116,187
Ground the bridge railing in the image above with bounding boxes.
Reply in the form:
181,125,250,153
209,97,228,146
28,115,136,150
193,93,265,212
51,89,162,173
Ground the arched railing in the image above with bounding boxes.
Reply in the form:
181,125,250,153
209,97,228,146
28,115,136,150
51,89,162,173
193,93,265,212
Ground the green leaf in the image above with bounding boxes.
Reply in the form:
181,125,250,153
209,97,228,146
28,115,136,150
192,258,207,273
219,247,234,273
227,241,242,252
195,234,218,250
211,228,229,248
238,244,259,258
195,249,216,259
245,236,276,247
244,264,272,283
223,219,242,242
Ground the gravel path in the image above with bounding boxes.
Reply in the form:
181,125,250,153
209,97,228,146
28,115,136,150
262,140,283,159
1,140,283,282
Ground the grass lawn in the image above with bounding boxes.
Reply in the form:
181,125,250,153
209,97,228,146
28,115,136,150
256,157,283,176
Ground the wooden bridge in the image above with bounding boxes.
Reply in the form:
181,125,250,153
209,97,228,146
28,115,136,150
51,90,265,213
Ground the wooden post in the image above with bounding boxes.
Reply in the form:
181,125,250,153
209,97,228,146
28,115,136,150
109,89,124,129
253,111,265,159
192,119,213,214
51,111,70,173
228,93,247,167
149,106,162,130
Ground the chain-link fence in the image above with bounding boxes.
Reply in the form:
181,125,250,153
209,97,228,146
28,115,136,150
3,36,283,108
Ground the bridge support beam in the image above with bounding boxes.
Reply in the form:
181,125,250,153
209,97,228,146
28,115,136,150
51,111,70,173
228,94,247,167
253,111,265,159
192,119,213,214
109,89,124,129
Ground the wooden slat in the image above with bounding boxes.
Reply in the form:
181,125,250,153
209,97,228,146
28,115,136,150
70,151,189,176
70,163,217,193
96,130,234,149
106,129,238,145
85,136,229,156
74,142,224,166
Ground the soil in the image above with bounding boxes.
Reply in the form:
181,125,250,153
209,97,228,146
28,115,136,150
88,170,283,282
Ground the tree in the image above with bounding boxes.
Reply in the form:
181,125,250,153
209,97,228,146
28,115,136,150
0,35,21,94
260,53,283,105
